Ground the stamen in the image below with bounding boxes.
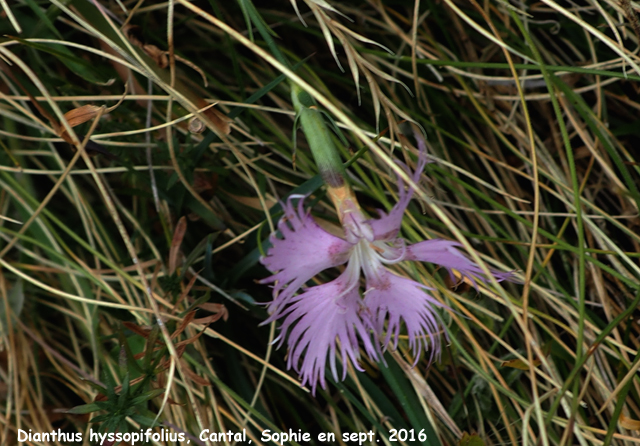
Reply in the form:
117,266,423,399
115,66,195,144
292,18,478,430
369,243,385,254
331,244,363,304
370,239,407,265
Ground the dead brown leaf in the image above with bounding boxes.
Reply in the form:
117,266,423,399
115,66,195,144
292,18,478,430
180,360,211,386
621,414,640,430
169,217,187,275
500,357,542,370
171,310,196,340
122,321,152,339
196,302,228,322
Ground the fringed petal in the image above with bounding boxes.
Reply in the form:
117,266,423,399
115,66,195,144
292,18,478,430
369,144,430,241
364,266,445,365
406,239,514,287
268,263,379,394
260,195,353,313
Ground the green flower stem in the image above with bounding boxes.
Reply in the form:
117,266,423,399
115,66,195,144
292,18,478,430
291,83,346,188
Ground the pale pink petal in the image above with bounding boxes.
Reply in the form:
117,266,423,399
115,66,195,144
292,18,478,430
406,239,513,287
260,196,353,313
369,148,429,241
363,266,445,365
266,265,379,394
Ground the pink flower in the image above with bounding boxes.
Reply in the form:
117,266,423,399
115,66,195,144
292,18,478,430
260,150,512,394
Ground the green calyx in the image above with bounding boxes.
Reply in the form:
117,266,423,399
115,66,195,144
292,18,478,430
291,83,346,188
